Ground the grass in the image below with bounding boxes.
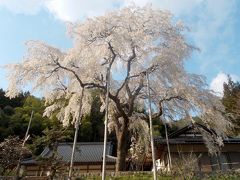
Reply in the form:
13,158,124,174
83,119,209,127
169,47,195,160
78,175,173,180
3,171,240,180
74,171,240,180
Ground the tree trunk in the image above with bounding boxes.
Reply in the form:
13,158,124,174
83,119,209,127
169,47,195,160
116,127,129,172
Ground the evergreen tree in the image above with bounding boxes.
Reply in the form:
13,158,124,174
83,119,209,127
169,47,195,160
222,76,240,135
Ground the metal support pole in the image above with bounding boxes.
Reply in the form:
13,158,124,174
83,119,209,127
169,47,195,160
102,66,110,180
68,89,84,180
146,72,157,180
15,110,34,179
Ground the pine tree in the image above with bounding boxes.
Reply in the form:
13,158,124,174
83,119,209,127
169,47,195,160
222,76,240,135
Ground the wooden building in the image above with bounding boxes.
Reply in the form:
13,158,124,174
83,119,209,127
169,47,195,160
154,123,240,172
21,142,115,176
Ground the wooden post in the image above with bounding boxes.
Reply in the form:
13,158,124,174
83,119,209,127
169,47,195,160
68,88,85,180
15,110,34,179
217,153,223,171
146,72,157,180
102,66,110,180
164,121,172,171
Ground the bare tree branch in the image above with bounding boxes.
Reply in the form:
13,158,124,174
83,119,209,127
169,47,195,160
51,57,85,88
115,46,136,97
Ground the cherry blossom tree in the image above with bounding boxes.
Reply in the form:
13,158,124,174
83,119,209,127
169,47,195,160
6,6,232,171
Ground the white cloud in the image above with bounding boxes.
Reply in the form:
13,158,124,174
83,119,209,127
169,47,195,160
0,0,47,14
0,0,122,21
210,72,239,96
45,0,122,22
210,72,228,96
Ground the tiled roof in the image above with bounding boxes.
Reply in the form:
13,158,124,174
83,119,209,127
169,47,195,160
22,142,115,164
154,123,240,145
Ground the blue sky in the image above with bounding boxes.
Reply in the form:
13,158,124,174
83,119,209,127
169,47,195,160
0,0,239,95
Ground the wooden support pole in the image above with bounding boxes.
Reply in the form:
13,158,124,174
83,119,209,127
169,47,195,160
102,66,110,180
164,121,172,171
146,72,157,180
68,88,85,180
15,110,34,180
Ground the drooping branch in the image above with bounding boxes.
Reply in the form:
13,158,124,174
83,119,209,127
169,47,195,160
57,76,67,90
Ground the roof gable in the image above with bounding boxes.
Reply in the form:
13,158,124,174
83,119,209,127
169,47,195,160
168,123,217,139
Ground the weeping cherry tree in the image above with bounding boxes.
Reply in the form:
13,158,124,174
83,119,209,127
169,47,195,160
6,6,232,171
